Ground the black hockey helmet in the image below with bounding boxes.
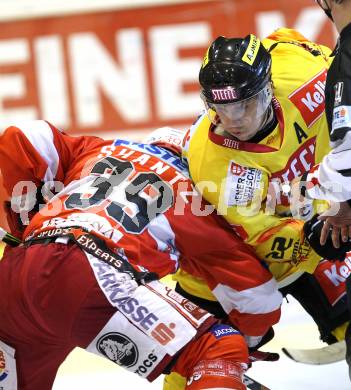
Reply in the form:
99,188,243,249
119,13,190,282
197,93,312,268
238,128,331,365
199,34,272,104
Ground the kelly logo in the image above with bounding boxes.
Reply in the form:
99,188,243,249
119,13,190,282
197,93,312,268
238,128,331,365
289,69,327,127
270,137,316,206
323,257,351,287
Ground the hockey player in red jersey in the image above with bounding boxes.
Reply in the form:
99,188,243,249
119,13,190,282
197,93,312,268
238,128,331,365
0,121,282,389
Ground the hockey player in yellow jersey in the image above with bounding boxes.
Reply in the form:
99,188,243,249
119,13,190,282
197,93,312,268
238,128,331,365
177,25,350,361
182,28,333,285
162,29,351,389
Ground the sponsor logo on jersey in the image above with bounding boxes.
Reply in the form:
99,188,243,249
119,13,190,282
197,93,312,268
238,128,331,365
211,87,238,102
230,162,246,176
164,286,209,320
334,81,344,107
188,359,241,385
91,260,137,303
114,139,189,175
211,324,239,339
314,258,349,305
297,203,314,220
187,371,203,386
41,215,117,237
332,105,351,131
226,161,262,206
242,34,260,65
117,295,177,345
270,137,316,206
97,332,138,367
92,261,172,338
290,237,311,266
117,297,160,331
0,349,8,382
265,237,293,260
150,322,176,345
222,137,240,149
134,353,158,376
264,236,310,265
77,235,124,268
288,69,327,127
202,46,210,68
36,227,72,238
321,257,351,287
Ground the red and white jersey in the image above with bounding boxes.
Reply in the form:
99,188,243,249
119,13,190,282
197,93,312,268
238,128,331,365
304,145,351,202
0,120,282,336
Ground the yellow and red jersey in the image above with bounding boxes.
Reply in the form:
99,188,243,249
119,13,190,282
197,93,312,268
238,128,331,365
181,29,333,286
0,120,282,336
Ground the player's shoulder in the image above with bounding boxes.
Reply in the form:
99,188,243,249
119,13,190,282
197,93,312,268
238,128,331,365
187,112,210,142
263,28,332,60
1,120,53,138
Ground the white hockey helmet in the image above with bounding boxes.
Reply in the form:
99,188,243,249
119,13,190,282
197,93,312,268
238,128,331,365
143,127,186,156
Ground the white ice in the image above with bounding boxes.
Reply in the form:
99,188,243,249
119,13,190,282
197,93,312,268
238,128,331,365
53,296,350,390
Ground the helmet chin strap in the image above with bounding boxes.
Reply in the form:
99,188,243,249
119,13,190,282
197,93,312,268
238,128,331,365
316,0,334,21
260,104,275,130
323,7,334,21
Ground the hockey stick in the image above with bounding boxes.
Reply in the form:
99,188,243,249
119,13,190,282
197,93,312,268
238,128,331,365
243,350,276,389
244,374,270,390
0,227,22,247
282,340,346,365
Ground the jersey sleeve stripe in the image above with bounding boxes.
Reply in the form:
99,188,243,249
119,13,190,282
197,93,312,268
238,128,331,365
308,131,351,201
15,120,59,182
212,277,282,315
147,215,180,271
229,308,281,336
